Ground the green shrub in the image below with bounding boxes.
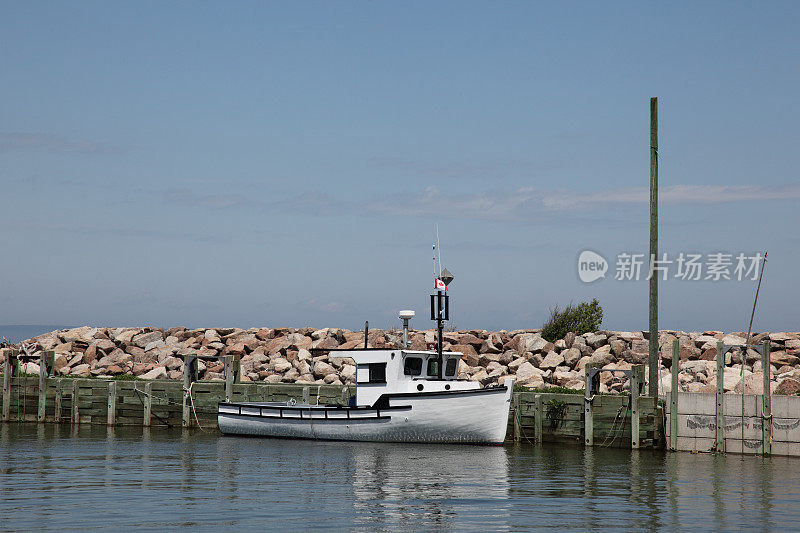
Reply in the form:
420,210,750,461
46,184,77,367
541,298,603,342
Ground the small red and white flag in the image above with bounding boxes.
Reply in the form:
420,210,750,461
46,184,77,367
434,278,448,291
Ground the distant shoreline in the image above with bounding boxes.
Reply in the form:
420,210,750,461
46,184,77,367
0,325,65,344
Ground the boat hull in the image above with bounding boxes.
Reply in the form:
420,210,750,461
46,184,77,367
218,385,512,445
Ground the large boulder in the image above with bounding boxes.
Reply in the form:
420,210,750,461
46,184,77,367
509,333,547,354
204,329,222,342
144,339,166,352
141,366,168,380
539,351,564,370
53,354,69,372
95,349,131,369
457,334,484,349
312,361,337,378
341,365,356,382
574,356,593,371
734,372,764,395
609,339,627,357
514,362,544,387
93,339,116,353
114,329,139,344
54,342,72,354
451,342,477,355
479,335,502,354
722,368,745,392
585,334,607,349
272,357,292,373
59,327,97,344
563,332,576,349
265,336,292,355
562,348,582,368
775,377,800,395
553,370,576,386
312,336,340,350
478,352,503,367
771,351,799,367
694,335,719,349
132,331,163,349
508,356,527,372
69,364,91,377
722,334,747,346
590,345,614,366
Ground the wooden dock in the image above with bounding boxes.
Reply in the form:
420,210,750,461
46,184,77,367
511,391,662,449
2,347,662,448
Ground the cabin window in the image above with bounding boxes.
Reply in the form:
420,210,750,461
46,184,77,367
368,363,386,383
427,358,439,377
404,357,422,376
445,358,458,377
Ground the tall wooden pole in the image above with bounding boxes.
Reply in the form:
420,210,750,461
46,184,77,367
649,97,659,398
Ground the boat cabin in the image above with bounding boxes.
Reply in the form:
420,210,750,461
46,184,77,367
343,349,479,407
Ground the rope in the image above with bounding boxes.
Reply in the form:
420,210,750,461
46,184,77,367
599,402,629,448
187,382,212,432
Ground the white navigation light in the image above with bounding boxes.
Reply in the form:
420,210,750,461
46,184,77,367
399,310,415,348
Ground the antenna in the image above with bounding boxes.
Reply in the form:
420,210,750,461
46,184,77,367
436,224,441,276
432,243,436,279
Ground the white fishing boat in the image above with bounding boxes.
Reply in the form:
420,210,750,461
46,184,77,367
217,346,513,445
218,256,513,445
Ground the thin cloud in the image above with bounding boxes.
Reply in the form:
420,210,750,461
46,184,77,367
160,181,800,222
304,299,346,313
365,185,537,220
542,183,800,209
370,156,533,179
163,188,256,209
0,132,123,155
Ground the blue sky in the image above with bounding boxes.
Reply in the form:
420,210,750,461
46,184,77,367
2,2,798,333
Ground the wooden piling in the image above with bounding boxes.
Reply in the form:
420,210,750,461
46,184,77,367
512,394,520,442
107,381,116,426
715,341,725,453
224,355,240,402
54,379,63,422
669,340,679,451
534,394,543,442
143,382,152,426
2,349,13,421
762,341,772,455
71,379,80,424
631,365,643,449
38,351,53,422
584,363,598,446
183,355,198,428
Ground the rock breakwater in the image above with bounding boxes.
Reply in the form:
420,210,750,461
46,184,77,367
4,326,800,395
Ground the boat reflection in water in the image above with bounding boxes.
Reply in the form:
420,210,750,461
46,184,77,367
350,442,511,530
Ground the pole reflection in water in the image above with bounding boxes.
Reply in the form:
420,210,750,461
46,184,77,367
350,443,511,530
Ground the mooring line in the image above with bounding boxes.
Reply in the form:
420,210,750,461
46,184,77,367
132,382,173,428
186,382,213,432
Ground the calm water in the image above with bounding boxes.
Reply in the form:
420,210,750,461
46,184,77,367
1,424,799,531
0,325,63,344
